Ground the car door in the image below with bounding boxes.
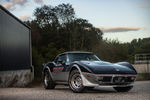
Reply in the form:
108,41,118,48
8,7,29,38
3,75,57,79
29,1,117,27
52,54,67,81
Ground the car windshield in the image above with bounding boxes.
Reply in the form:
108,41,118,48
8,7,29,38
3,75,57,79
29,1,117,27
68,53,101,62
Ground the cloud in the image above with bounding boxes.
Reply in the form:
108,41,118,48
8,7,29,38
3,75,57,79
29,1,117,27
140,0,150,8
33,0,44,4
12,0,28,6
1,3,16,10
140,5,150,8
1,0,28,10
1,0,44,11
19,14,32,21
99,26,140,33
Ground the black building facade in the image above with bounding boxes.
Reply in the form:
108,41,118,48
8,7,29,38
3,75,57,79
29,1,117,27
0,5,32,71
0,5,33,87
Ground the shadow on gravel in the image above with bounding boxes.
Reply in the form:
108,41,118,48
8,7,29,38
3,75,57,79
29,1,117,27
86,89,115,93
53,87,116,93
26,80,136,94
55,88,70,90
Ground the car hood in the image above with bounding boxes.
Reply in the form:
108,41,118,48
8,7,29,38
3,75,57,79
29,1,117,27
80,61,136,74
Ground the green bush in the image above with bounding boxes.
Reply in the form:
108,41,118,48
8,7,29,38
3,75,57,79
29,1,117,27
32,47,44,80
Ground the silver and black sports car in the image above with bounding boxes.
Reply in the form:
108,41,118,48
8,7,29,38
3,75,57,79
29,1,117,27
42,51,137,93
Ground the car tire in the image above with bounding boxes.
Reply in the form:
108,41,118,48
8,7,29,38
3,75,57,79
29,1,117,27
113,86,133,92
69,69,85,93
44,70,55,89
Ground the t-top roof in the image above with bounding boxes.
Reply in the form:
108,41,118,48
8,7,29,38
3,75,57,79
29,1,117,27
60,51,93,55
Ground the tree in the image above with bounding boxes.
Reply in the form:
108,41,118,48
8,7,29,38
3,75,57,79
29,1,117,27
24,3,150,79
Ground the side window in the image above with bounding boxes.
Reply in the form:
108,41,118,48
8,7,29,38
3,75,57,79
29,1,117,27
55,54,66,64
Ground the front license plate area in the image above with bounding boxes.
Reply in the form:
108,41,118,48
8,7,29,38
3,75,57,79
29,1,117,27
113,76,125,83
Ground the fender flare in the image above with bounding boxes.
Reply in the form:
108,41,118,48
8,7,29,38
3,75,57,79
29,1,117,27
116,62,137,72
44,66,54,81
70,64,82,74
69,64,94,86
116,62,133,69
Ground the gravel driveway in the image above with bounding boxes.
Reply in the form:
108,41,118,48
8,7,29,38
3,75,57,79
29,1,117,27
0,81,150,100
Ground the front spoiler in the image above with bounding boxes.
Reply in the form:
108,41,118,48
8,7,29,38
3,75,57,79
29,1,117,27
81,72,137,87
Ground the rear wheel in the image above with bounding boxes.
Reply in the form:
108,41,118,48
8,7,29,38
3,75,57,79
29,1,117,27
113,86,133,92
44,70,55,89
69,69,85,93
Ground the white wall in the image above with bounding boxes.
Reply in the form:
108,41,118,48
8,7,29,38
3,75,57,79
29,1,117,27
133,64,150,73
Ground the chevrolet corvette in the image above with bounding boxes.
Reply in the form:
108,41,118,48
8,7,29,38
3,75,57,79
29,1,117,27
42,51,137,93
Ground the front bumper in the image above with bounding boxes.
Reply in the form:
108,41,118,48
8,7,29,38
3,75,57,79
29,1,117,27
81,72,137,87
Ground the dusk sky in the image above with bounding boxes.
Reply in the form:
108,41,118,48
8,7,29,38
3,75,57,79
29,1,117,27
0,0,150,43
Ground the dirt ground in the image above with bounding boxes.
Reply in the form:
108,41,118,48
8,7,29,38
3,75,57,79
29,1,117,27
0,81,150,100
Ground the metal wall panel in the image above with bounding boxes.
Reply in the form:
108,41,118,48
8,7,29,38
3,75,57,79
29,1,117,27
0,8,31,71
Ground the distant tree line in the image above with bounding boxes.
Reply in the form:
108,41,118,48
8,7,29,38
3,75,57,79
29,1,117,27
25,3,150,78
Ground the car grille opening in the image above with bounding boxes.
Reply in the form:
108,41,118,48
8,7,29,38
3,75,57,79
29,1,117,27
102,76,112,82
97,75,136,85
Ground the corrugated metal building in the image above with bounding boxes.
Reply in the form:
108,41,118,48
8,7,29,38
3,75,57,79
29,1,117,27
0,5,34,87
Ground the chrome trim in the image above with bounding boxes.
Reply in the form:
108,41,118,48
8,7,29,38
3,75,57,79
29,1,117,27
83,72,137,77
111,75,114,83
95,83,134,88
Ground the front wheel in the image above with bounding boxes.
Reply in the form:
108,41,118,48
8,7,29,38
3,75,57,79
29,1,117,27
113,86,133,92
44,70,55,89
69,69,85,93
